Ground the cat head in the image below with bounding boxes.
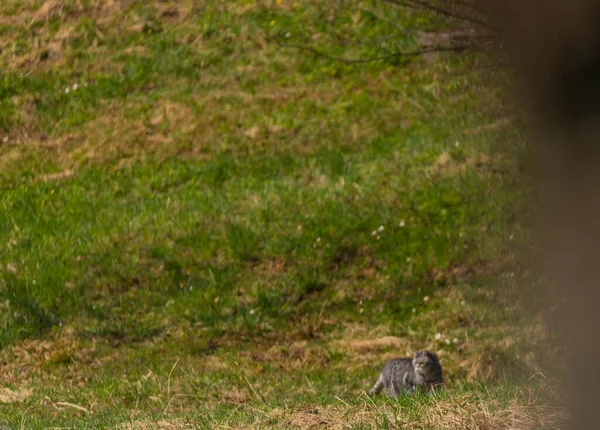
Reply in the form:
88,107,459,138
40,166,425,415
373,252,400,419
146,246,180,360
412,350,440,378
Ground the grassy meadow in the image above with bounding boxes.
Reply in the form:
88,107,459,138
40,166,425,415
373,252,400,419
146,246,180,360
0,1,559,428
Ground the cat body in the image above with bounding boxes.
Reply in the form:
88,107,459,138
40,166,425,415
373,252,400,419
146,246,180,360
369,350,443,397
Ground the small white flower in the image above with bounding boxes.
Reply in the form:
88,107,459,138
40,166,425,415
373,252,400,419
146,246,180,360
460,300,466,305
189,286,193,291
359,300,363,305
423,296,430,303
455,141,460,148
316,237,321,243
434,333,442,340
378,225,385,232
406,257,411,262
452,338,460,345
359,308,364,314
72,83,79,91
2,136,8,143
412,308,416,313
285,32,291,38
249,309,255,315
376,235,381,240
445,339,451,345
509,235,514,240
399,220,405,227
371,230,377,236
32,280,36,285
65,88,70,94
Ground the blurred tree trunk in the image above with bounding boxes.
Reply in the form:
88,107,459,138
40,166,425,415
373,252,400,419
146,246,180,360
483,1,600,429
378,2,600,427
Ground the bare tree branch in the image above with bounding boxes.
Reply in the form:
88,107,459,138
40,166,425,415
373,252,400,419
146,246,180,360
271,0,500,71
275,39,473,65
378,0,494,31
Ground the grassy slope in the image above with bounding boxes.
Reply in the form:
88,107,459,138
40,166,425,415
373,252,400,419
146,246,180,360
0,1,554,428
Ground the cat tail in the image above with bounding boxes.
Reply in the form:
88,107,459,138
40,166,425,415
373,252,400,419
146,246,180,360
368,374,384,395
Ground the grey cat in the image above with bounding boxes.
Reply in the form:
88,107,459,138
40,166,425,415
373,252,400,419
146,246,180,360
368,350,443,397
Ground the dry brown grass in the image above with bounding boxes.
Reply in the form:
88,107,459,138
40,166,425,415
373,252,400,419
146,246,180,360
0,326,107,387
0,0,194,74
264,401,565,429
0,386,32,404
428,151,494,178
341,336,410,353
120,397,565,429
119,419,192,430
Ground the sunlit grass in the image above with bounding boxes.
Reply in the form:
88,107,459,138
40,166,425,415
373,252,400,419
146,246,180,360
0,1,549,428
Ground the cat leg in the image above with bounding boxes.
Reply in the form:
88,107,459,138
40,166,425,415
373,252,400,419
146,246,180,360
402,373,417,394
402,373,412,391
386,377,402,397
368,374,384,395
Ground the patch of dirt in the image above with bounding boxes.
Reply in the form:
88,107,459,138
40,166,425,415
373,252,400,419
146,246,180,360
0,326,99,385
272,407,340,429
0,0,132,25
340,336,410,353
33,0,63,22
202,355,229,371
150,101,197,134
17,99,203,168
0,387,32,404
429,151,493,178
220,388,250,404
38,169,75,182
247,341,329,370
0,1,137,72
123,45,151,57
155,1,195,24
427,261,489,285
465,118,512,135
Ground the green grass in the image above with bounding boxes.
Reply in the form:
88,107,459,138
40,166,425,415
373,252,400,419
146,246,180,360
0,1,555,428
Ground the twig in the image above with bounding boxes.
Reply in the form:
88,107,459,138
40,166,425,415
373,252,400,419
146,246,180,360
162,357,181,415
377,0,494,30
335,395,350,407
19,405,34,430
359,390,378,406
54,402,89,413
529,372,548,380
406,0,492,29
166,357,180,402
244,376,267,404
